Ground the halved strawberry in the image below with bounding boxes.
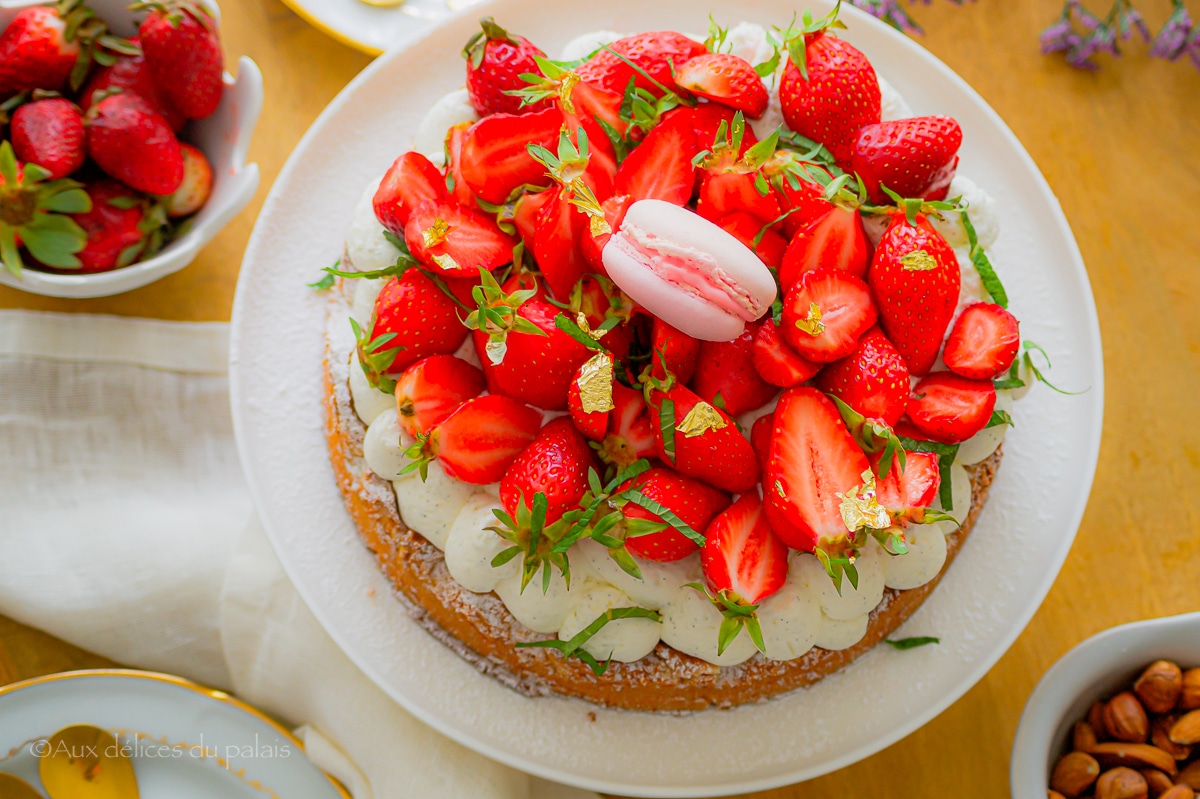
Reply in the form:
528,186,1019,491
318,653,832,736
512,187,555,248
499,417,598,524
669,103,758,163
531,187,589,300
368,270,469,375
621,466,731,562
374,151,446,237
648,384,760,493
779,205,871,290
781,267,877,363
404,199,517,277
459,107,562,204
675,53,769,119
650,317,700,384
815,327,910,427
716,211,786,269
697,170,781,226
752,318,822,388
942,302,1021,380
871,449,940,513
576,31,707,95
691,323,778,417
408,394,542,485
581,193,630,271
702,493,789,603
394,355,486,439
750,412,773,471
850,116,962,204
444,122,476,208
906,372,997,444
597,382,658,467
764,387,871,551
613,114,696,206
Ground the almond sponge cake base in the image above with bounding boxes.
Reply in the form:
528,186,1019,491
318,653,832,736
323,292,1003,712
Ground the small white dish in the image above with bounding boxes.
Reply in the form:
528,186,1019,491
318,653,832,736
277,0,490,56
0,668,348,798
0,0,261,299
1010,612,1200,798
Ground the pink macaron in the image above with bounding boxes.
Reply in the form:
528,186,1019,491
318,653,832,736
601,199,777,342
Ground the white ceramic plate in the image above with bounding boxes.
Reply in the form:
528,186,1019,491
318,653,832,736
278,0,490,56
0,670,347,799
230,2,1104,795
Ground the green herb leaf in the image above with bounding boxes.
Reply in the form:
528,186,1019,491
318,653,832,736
623,489,703,546
899,436,960,510
554,313,607,352
961,210,1008,308
658,397,676,465
515,606,661,675
309,272,336,291
885,636,940,650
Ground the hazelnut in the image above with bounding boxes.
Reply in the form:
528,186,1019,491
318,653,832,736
1160,787,1196,799
1075,720,1100,752
1178,759,1200,790
1049,792,1067,799
1182,669,1200,712
1094,767,1148,799
1152,716,1193,761
1106,692,1151,743
1093,702,1114,739
1051,751,1101,797
1140,768,1174,797
1169,710,1200,746
1090,743,1178,775
1136,661,1185,714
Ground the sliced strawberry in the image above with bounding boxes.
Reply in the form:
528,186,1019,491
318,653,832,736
753,318,822,388
597,382,657,467
459,107,562,204
512,187,555,248
621,467,731,562
764,387,871,551
815,327,910,426
648,384,760,493
463,17,551,117
692,323,778,417
716,211,787,269
872,449,940,513
613,114,696,205
906,372,997,445
500,417,598,524
650,317,700,384
417,394,542,485
697,170,781,226
781,267,877,363
750,412,773,472
374,152,446,237
575,31,707,95
943,302,1021,380
405,199,517,277
675,53,769,119
394,355,486,439
531,186,589,300
779,206,871,290
670,103,758,162
369,270,469,374
702,493,789,604
850,116,962,204
444,122,477,208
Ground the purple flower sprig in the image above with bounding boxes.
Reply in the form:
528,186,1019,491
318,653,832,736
846,0,968,37
1150,0,1200,68
1041,0,1198,70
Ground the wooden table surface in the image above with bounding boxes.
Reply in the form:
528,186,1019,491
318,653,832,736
2,1,1199,796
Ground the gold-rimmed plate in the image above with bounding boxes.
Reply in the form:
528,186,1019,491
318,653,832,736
0,670,348,799
276,0,490,56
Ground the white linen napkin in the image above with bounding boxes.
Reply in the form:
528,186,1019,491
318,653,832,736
0,309,597,799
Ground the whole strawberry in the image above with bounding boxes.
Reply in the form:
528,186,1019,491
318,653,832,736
619,466,731,562
867,211,960,376
499,418,598,525
815,327,910,427
165,142,212,217
11,98,85,180
0,3,94,97
134,0,224,120
367,269,470,377
462,17,550,116
576,30,707,95
850,116,963,204
85,92,184,196
70,180,160,272
79,36,187,131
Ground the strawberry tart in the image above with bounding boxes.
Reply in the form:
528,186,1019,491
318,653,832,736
322,8,1038,711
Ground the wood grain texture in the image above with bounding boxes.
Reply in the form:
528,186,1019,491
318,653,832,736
2,0,1199,796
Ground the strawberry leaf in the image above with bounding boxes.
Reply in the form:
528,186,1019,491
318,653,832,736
986,409,1014,428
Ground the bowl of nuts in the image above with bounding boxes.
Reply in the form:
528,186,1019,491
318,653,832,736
1011,611,1200,799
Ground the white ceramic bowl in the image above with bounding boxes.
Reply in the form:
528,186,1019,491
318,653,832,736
1011,612,1200,798
0,0,261,298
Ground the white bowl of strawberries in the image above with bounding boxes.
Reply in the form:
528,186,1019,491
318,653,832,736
0,0,261,298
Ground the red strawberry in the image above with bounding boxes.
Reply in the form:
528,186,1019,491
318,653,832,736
580,193,629,270
404,199,517,277
443,122,476,208
410,394,542,485
716,211,786,269
753,318,822,388
84,92,183,196
137,0,224,120
815,327,910,426
512,187,555,248
576,31,707,95
0,5,84,96
763,153,833,238
463,17,551,117
459,107,561,204
595,381,658,467
849,116,962,204
692,324,778,417
906,372,996,444
669,103,758,163
373,152,446,237
779,205,871,290
750,412,773,472
650,317,701,384
531,187,590,301
868,212,960,375
369,270,469,374
11,98,84,180
394,355,486,439
165,142,212,217
872,449,940,513
69,181,153,273
942,302,1021,380
621,467,730,562
779,30,881,164
702,493,789,604
500,417,598,524
697,170,780,227
567,354,612,441
781,267,877,363
764,387,870,551
648,384,760,493
676,53,769,119
613,114,695,206
79,37,187,131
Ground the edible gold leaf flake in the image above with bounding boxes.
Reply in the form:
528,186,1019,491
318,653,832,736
576,312,602,341
774,479,786,498
423,217,451,248
567,179,612,237
795,302,825,337
837,470,891,533
557,71,581,114
900,249,937,271
676,401,728,438
432,253,460,273
576,352,615,414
